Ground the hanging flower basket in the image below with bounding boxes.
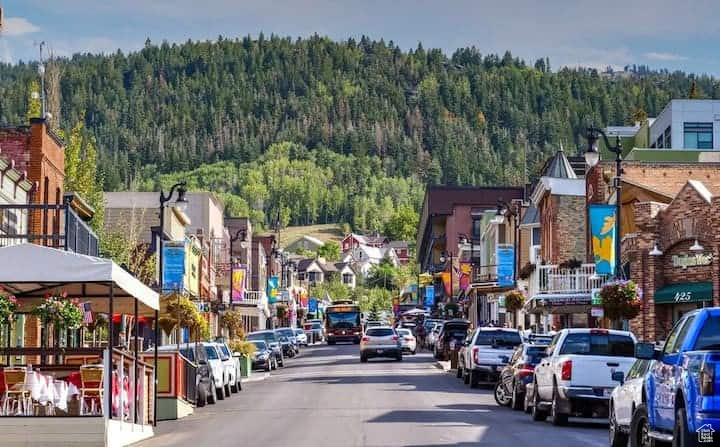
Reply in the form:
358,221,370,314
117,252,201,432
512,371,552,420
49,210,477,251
32,293,84,330
518,262,535,280
276,304,288,320
0,286,18,326
504,290,525,313
600,280,640,321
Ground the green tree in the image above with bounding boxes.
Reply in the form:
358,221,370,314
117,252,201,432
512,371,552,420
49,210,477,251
365,257,400,291
316,241,341,261
26,80,41,121
64,122,105,232
383,205,419,241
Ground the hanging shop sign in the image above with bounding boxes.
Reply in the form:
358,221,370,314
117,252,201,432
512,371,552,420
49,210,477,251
496,245,515,287
671,253,712,269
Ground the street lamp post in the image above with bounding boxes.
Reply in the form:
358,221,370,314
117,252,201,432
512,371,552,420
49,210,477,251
229,229,247,311
585,126,623,278
156,181,187,426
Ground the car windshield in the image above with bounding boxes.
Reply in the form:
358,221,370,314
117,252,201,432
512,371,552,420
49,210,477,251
218,345,231,360
327,312,360,329
694,316,720,350
204,346,219,360
366,328,394,337
474,330,522,347
559,332,635,357
311,323,322,329
180,348,195,362
250,341,267,350
294,329,304,335
524,345,548,364
248,332,277,344
445,327,468,339
277,329,294,337
397,329,411,336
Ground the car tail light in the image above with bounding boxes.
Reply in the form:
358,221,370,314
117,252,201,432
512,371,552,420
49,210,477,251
392,335,399,341
700,362,715,396
361,336,369,343
404,337,413,341
518,363,535,378
561,360,572,381
472,347,479,365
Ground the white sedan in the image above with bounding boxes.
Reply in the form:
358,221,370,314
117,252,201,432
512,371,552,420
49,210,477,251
396,328,417,355
294,328,308,346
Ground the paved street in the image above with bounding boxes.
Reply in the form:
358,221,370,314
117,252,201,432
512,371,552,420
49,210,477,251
140,344,607,447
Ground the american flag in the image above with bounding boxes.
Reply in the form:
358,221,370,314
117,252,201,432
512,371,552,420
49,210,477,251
82,302,93,324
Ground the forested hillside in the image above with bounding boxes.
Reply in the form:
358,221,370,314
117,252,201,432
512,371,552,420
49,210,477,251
0,34,718,230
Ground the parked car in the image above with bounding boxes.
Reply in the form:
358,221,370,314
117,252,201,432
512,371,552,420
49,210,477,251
248,340,275,371
607,358,655,447
629,308,720,447
364,321,383,331
493,342,549,410
396,328,417,354
304,322,325,343
458,328,523,388
426,323,442,351
157,343,216,406
159,342,230,401
360,327,402,362
530,328,636,426
277,334,295,357
525,333,554,345
294,328,308,347
247,330,285,367
275,327,300,354
214,341,242,393
434,320,470,361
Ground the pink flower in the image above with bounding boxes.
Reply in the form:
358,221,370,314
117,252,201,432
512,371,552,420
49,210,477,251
61,291,68,298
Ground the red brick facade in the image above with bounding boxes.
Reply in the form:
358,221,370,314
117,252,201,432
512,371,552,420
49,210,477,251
627,182,720,342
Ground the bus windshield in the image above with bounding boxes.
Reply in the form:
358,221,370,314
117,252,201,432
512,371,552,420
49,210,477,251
327,311,360,329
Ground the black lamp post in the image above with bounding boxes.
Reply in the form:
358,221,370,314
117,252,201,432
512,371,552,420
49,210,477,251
155,181,187,425
585,126,623,278
229,229,247,306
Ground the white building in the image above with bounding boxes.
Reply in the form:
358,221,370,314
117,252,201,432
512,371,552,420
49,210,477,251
341,245,399,277
0,157,33,246
648,100,720,150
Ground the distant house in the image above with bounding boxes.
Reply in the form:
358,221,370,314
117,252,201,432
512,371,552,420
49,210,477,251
296,257,358,289
342,245,399,277
341,233,389,252
388,241,410,264
285,235,324,254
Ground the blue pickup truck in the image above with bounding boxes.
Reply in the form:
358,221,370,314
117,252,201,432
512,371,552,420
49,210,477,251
631,308,720,447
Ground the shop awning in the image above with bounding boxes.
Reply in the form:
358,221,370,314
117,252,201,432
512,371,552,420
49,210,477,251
654,282,713,304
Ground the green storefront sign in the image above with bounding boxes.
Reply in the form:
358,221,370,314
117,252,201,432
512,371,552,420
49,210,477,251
654,282,713,304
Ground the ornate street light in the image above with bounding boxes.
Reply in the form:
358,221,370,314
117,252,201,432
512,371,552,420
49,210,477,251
649,243,663,257
690,239,704,252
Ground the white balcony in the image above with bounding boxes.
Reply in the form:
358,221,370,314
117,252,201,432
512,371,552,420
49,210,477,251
238,290,263,306
528,263,607,298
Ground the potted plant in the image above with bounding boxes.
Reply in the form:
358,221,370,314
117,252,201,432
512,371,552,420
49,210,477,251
276,304,288,320
518,262,535,280
0,287,18,327
504,290,525,313
600,280,640,324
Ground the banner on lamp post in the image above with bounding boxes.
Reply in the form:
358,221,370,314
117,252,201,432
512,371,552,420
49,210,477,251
497,244,515,287
162,241,185,293
424,286,435,308
267,276,279,304
589,204,617,275
231,266,247,303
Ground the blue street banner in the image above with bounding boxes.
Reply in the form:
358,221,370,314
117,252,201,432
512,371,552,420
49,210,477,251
496,244,515,287
424,286,435,307
267,276,279,304
308,298,318,314
589,204,617,275
162,241,185,293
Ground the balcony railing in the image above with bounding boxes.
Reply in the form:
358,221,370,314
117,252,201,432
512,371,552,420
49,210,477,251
471,264,498,285
528,263,607,298
0,203,99,256
237,290,263,306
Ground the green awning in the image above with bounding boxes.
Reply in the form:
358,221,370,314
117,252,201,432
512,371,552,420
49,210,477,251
654,282,713,304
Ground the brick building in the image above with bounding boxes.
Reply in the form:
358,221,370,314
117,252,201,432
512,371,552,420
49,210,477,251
625,181,720,342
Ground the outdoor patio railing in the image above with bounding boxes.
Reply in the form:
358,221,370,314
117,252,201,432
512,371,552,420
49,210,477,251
527,263,607,298
0,203,98,256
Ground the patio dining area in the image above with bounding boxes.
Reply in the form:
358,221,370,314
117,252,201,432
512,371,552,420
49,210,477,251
0,243,160,447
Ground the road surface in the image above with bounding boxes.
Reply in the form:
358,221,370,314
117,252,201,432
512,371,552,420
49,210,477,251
140,343,607,447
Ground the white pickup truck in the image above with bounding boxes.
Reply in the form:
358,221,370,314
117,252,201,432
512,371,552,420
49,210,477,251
530,328,636,426
458,328,523,388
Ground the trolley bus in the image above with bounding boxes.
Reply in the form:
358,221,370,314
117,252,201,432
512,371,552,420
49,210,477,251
325,301,362,344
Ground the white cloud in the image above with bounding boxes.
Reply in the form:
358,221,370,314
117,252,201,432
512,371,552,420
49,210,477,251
1,17,40,37
644,52,688,61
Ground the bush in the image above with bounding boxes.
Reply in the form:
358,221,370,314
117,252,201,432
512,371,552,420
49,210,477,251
229,340,256,357
600,280,640,321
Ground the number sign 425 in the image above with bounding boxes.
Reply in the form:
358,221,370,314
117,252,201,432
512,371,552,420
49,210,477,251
674,292,692,302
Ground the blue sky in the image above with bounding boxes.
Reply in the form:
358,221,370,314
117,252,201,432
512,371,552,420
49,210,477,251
2,0,719,76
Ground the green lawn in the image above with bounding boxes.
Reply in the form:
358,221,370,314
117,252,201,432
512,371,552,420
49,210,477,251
260,223,347,247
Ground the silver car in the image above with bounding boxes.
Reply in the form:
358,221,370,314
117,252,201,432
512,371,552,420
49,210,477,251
360,327,402,362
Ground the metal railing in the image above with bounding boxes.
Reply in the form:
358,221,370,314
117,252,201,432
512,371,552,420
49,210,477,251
0,203,99,256
240,291,263,305
471,264,498,285
528,263,607,297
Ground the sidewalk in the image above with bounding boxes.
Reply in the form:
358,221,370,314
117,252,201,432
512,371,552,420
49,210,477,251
241,372,270,383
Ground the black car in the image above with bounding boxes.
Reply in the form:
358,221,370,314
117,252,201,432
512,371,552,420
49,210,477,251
249,340,274,371
494,342,548,410
433,319,470,361
247,330,285,367
176,345,216,407
277,334,295,357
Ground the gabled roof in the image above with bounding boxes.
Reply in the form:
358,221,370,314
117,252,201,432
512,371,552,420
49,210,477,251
296,258,318,272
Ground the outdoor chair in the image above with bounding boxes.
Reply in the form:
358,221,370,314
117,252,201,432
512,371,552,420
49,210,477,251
2,367,31,416
79,365,104,416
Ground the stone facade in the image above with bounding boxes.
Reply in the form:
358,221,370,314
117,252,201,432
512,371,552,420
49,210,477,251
539,194,587,264
627,182,720,342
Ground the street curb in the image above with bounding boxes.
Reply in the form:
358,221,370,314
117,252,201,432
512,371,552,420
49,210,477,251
241,372,270,383
434,361,451,372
